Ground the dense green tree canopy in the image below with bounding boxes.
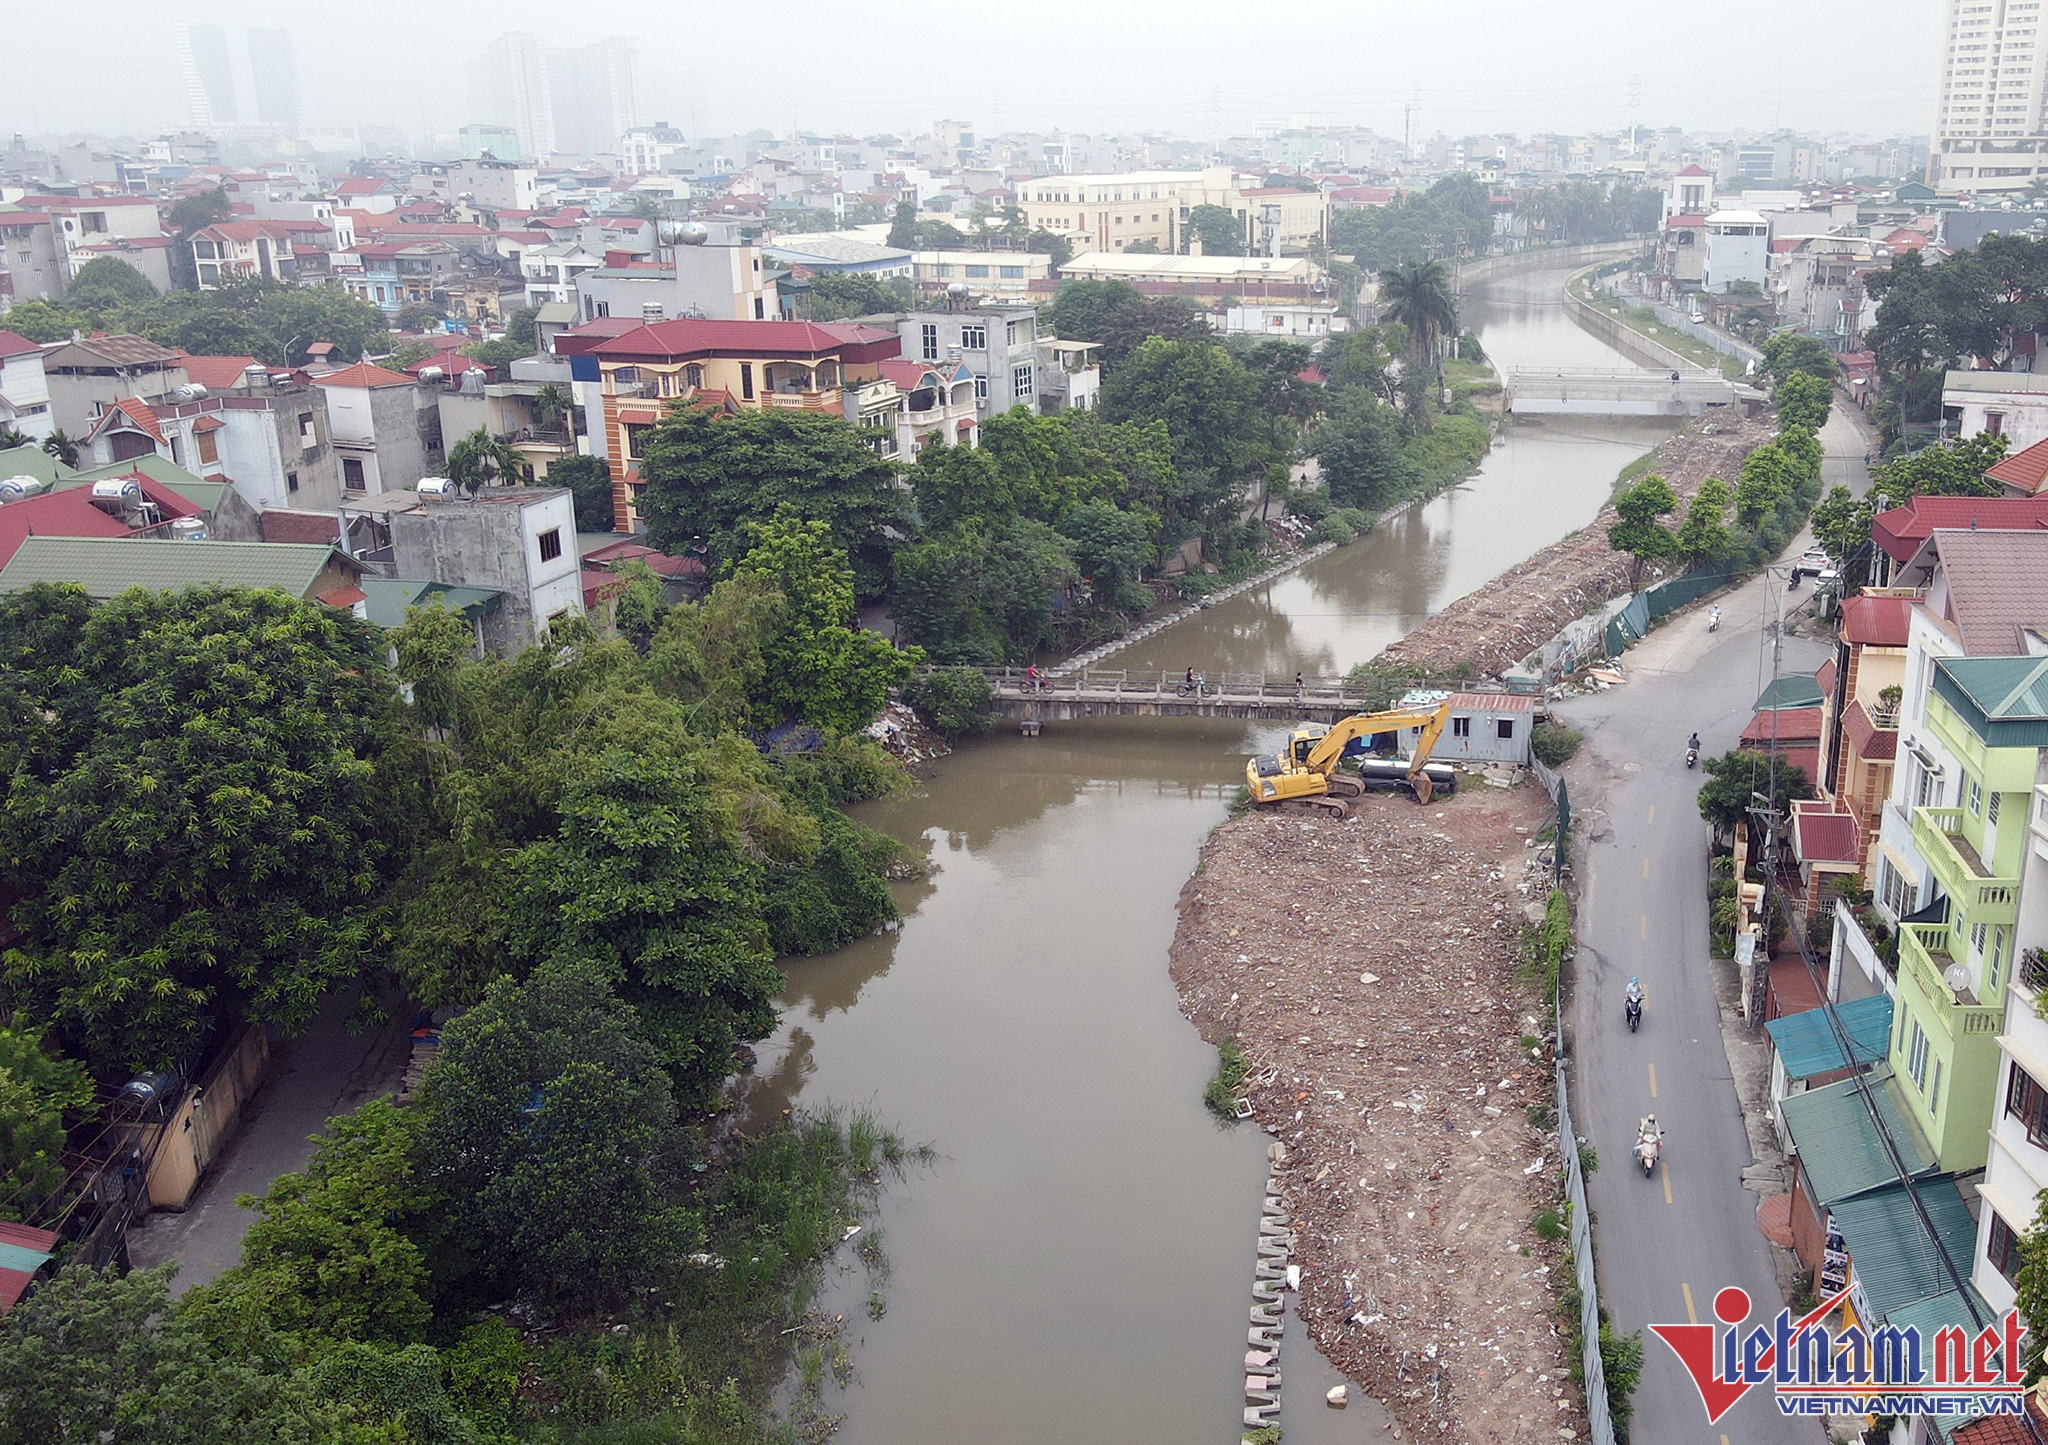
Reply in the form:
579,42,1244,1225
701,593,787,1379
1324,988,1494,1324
1607,475,1680,590
637,407,908,596
1043,279,1205,369
64,257,156,311
891,517,1078,664
549,453,615,532
417,960,696,1305
793,272,913,322
1771,370,1833,433
1310,388,1413,512
1185,204,1245,256
1379,256,1458,367
1100,336,1271,489
1675,477,1737,570
0,586,399,1075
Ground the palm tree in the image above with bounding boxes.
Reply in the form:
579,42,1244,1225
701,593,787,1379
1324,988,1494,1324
533,384,573,450
1380,257,1459,371
445,427,525,495
0,425,30,453
42,429,79,468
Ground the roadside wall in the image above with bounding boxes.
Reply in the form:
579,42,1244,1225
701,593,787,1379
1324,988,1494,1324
1454,240,1637,287
145,1025,271,1209
1563,286,1704,374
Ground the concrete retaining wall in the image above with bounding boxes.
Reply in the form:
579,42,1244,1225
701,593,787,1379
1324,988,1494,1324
1562,288,1703,375
1454,240,1637,287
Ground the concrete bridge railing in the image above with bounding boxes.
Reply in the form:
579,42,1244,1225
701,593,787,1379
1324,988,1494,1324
1503,366,1736,417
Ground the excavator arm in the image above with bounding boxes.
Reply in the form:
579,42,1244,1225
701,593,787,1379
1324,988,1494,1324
1299,701,1452,777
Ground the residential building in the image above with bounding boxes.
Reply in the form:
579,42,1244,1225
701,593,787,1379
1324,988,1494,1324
572,233,779,324
0,536,366,609
384,488,584,653
39,334,188,436
1870,493,2048,588
896,304,1043,424
1853,529,2048,1174
1221,301,1348,338
911,249,1054,299
29,196,169,291
1948,655,2048,1315
875,357,979,456
547,39,639,159
0,475,206,565
1770,235,1886,345
621,123,689,175
1036,338,1101,414
1703,211,1771,294
0,211,66,303
584,317,903,530
461,125,523,162
522,242,606,307
764,237,913,280
1811,593,1914,883
448,159,539,213
1016,168,1328,254
150,386,347,513
312,362,440,496
1942,370,2048,452
340,240,464,313
1056,251,1322,305
178,22,236,127
189,222,305,287
472,33,554,160
248,27,298,129
0,331,53,442
1932,0,2048,194
1662,163,1716,223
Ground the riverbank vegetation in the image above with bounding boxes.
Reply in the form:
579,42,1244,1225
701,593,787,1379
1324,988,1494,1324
0,515,931,1438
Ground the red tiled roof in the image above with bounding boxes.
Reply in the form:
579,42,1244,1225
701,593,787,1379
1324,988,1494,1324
1741,706,1824,743
1837,594,1913,647
581,566,626,608
315,584,367,609
260,510,343,546
1870,493,2048,562
1791,801,1861,866
88,396,165,444
1986,435,2048,495
0,488,135,565
404,352,493,379
191,415,223,434
1666,214,1707,228
1816,656,1838,696
591,318,901,363
311,362,414,390
0,331,39,360
1676,164,1712,177
1841,699,1898,761
1927,529,2048,654
334,177,389,196
878,358,943,390
173,352,262,390
0,1220,56,1314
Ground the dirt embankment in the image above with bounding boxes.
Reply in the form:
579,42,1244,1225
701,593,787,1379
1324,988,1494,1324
1171,785,1580,1444
1382,412,1776,677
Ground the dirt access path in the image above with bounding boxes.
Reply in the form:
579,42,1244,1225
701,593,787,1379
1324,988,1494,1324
1381,412,1776,678
1171,783,1583,1444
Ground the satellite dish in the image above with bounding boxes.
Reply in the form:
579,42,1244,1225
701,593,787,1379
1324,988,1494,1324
1944,963,1972,994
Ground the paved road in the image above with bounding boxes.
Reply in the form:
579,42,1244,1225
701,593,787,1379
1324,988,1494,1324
126,989,413,1293
1552,400,1872,1443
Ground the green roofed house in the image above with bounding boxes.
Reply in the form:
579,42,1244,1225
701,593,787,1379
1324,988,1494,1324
57,455,261,540
0,536,366,608
1766,993,1893,1106
1779,1070,1939,1295
359,578,503,653
1826,1178,1984,1335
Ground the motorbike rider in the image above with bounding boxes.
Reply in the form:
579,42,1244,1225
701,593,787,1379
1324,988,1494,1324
1626,976,1644,1007
1688,731,1701,754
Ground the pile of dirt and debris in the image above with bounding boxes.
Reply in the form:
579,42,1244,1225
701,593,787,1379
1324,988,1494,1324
862,702,953,771
1382,412,1774,678
1171,783,1581,1444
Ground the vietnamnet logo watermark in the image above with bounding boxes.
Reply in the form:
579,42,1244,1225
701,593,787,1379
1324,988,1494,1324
1649,1285,2028,1421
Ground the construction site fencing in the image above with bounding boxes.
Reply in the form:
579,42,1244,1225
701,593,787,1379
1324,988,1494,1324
1602,567,1742,656
1528,754,1570,887
1554,1052,1618,1445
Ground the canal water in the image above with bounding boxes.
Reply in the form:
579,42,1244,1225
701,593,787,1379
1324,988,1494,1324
743,266,1676,1444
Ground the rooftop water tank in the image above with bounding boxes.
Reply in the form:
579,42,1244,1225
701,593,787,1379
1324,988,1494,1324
415,365,445,383
416,476,456,497
170,383,208,402
171,516,208,541
89,478,143,513
0,474,47,502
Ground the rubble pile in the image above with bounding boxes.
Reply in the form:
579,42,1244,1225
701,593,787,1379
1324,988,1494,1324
1171,784,1580,1444
861,702,953,771
1382,413,1774,677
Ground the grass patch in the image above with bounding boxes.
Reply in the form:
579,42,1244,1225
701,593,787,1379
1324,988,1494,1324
1518,889,1571,1005
1533,1207,1567,1241
1531,721,1583,769
1204,1037,1252,1119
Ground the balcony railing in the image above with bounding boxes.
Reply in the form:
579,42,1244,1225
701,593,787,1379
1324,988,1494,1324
1912,806,2020,921
761,390,837,412
1900,922,2005,1039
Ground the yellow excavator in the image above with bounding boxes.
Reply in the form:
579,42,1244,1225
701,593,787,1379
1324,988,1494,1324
1244,700,1453,813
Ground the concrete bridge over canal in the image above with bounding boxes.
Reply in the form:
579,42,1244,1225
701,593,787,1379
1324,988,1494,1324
1503,366,1737,417
981,669,1399,731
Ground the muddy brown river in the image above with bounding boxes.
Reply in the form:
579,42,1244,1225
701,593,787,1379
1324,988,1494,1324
744,266,1676,1443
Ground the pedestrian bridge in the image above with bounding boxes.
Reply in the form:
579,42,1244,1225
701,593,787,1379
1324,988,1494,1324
1504,367,1736,416
979,668,1387,731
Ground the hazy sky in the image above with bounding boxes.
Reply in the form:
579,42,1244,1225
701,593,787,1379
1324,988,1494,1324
3,1,1942,146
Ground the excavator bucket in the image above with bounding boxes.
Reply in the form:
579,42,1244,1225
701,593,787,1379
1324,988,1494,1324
1410,773,1434,805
